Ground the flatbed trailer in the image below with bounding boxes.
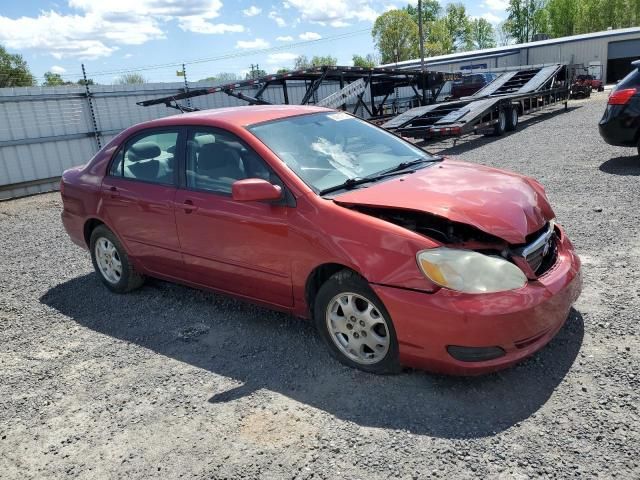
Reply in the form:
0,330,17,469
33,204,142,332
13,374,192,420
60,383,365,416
136,65,455,120
383,64,570,140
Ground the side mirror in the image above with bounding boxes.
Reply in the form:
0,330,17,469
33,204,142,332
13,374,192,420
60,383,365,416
232,178,282,202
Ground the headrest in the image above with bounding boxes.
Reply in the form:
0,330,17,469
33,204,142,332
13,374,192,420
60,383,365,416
198,142,239,170
129,142,161,161
196,134,216,146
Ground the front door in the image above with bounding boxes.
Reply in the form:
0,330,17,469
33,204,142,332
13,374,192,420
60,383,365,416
173,127,293,307
100,128,185,278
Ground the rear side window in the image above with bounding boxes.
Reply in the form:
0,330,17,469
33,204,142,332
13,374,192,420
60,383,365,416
110,130,179,185
617,67,640,90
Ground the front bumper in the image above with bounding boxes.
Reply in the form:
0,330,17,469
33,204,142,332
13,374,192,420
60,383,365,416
372,228,582,375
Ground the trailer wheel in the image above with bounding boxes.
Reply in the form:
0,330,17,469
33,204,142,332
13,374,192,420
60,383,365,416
506,107,519,132
492,110,507,136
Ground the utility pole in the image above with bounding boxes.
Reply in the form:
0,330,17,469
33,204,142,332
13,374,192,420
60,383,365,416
182,64,192,109
81,63,101,150
418,0,427,105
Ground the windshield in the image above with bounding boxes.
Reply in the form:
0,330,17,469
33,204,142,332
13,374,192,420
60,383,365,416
248,112,434,192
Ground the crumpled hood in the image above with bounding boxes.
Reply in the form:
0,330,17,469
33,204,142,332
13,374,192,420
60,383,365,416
333,159,555,244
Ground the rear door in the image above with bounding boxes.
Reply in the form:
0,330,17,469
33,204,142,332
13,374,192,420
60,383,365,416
173,127,293,307
100,128,186,278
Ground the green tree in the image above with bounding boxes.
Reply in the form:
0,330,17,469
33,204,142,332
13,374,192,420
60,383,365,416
0,45,35,87
43,72,73,86
115,73,146,84
496,21,512,46
470,18,497,50
404,1,441,25
294,55,337,69
352,54,378,68
425,18,455,55
546,0,577,37
276,68,290,74
199,72,241,83
294,55,310,69
77,79,95,86
444,3,473,51
372,10,419,64
311,55,337,66
245,68,266,80
506,0,546,43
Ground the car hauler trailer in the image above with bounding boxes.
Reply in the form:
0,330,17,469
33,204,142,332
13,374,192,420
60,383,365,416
383,64,570,140
136,65,455,121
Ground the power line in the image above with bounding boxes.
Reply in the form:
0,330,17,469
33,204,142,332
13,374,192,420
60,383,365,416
0,27,373,84
85,28,372,77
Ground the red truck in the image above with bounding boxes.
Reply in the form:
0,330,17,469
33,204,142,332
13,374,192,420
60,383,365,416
576,74,604,92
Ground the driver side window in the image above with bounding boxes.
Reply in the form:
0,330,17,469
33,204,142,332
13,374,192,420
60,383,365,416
185,129,281,194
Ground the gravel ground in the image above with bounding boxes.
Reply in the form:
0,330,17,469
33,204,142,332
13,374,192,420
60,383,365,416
1,92,638,479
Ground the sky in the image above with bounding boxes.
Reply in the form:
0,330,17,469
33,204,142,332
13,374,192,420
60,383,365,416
0,0,510,84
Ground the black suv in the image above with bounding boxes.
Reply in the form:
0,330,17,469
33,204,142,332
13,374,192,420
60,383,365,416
599,60,640,155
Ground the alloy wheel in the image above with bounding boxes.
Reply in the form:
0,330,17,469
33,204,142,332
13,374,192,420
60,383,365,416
95,237,122,284
325,292,391,365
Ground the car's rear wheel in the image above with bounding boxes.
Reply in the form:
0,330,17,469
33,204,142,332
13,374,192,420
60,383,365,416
90,225,144,293
313,270,400,374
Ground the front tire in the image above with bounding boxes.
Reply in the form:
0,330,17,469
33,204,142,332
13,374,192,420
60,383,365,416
313,270,400,374
90,225,144,293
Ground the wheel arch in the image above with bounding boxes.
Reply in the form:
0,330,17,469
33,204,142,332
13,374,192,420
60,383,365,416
83,218,105,247
305,263,364,319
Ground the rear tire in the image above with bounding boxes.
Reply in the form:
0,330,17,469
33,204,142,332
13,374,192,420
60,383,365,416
506,106,519,132
313,270,401,374
492,109,507,136
90,225,144,293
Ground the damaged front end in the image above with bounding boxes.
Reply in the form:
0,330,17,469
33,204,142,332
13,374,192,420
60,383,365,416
350,206,558,281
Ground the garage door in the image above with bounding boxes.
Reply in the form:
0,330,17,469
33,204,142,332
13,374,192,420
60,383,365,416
607,39,640,83
608,39,640,59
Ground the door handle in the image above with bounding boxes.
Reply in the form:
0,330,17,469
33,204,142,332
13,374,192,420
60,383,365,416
108,186,120,198
182,199,198,214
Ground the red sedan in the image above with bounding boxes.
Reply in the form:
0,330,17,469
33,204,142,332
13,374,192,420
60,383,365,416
60,105,581,375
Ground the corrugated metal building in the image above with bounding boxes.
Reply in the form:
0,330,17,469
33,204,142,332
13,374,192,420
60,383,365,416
0,79,400,200
390,27,640,83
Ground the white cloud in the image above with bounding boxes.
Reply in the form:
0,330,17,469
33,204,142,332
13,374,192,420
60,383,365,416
267,52,298,64
276,35,294,41
484,0,509,11
243,6,262,16
178,18,244,34
0,0,242,59
299,31,321,41
268,11,286,27
283,0,378,26
50,65,66,74
235,38,270,49
480,12,502,24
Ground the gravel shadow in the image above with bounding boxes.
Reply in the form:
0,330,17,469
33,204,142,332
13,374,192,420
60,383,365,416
41,273,584,439
599,155,640,175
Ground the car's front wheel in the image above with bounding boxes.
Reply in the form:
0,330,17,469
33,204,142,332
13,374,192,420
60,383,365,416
314,271,400,374
90,225,144,293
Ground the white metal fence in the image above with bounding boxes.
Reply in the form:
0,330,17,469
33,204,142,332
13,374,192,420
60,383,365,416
0,80,419,200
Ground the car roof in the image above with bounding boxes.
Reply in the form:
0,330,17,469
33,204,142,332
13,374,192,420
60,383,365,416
136,105,331,130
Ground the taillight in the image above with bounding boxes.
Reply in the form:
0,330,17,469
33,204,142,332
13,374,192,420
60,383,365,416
608,88,637,105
